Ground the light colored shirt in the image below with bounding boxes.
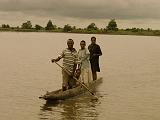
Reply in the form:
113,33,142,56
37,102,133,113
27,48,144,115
59,48,77,73
78,48,90,70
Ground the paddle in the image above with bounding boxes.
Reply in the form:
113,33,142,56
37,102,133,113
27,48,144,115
54,62,99,100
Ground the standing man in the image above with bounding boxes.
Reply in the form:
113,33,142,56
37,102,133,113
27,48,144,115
51,39,77,91
88,36,102,80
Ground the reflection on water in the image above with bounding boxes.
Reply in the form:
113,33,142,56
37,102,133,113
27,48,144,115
39,95,101,120
39,78,103,120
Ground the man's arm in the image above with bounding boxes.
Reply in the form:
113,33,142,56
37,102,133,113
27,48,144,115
51,50,64,63
98,45,102,56
51,57,61,63
72,64,77,76
93,45,102,56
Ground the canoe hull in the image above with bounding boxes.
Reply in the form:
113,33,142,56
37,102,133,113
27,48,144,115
39,77,102,101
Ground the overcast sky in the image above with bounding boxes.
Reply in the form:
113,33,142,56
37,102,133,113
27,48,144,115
0,0,160,29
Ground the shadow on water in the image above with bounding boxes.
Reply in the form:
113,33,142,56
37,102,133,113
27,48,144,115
39,93,102,120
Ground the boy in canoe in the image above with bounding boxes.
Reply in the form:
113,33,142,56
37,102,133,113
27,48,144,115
51,39,78,91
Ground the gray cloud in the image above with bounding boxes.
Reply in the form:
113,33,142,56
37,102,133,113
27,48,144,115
0,0,160,19
0,0,160,29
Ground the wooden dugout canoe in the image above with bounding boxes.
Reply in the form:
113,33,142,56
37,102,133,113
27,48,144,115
39,77,102,101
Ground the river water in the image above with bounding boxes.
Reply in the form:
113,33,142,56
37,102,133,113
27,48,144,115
0,32,160,120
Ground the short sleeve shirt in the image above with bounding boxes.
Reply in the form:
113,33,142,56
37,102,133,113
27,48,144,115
59,48,77,73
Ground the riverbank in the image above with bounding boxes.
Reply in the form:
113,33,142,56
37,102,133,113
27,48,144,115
0,28,160,36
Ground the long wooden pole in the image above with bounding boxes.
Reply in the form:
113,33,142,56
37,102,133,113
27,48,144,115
55,62,98,99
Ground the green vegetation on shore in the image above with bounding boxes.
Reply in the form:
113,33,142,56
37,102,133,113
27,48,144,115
0,19,160,36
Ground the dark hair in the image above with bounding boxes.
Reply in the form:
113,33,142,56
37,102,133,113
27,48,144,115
80,40,86,44
67,39,74,44
91,36,96,40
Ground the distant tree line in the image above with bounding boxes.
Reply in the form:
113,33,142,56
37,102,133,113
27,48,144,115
0,19,119,31
2,24,10,28
0,19,160,36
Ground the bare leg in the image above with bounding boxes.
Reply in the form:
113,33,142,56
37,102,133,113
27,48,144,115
92,71,97,81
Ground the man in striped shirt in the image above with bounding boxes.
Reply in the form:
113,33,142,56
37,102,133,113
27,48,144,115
51,39,78,91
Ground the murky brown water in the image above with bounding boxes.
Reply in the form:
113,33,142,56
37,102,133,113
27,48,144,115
0,32,160,120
